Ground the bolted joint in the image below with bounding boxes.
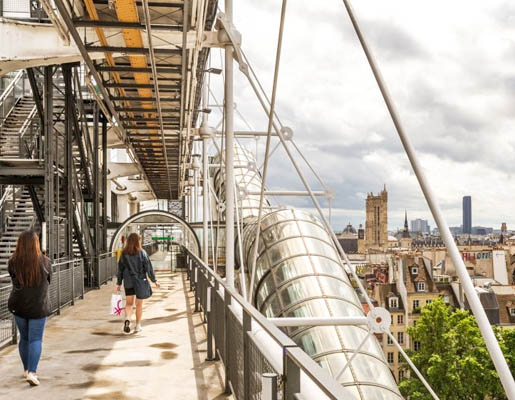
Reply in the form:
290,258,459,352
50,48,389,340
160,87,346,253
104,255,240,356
366,307,391,334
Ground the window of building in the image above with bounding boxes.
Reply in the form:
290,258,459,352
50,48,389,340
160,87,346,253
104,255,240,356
510,308,515,317
426,299,433,305
414,341,421,351
391,298,399,309
413,320,417,326
411,266,419,275
413,300,420,310
443,295,450,304
398,332,404,345
387,335,394,345
416,282,426,292
399,370,404,381
387,352,394,364
398,352,403,363
397,314,404,325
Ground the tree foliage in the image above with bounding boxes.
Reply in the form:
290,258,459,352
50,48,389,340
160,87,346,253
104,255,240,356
398,298,515,399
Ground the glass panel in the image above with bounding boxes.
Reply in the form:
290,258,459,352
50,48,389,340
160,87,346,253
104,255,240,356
262,220,300,245
337,326,383,357
351,354,398,390
321,353,356,384
268,237,306,266
293,326,341,358
359,385,402,400
318,276,361,305
311,257,348,281
305,238,339,260
297,220,331,242
273,256,314,286
279,276,323,305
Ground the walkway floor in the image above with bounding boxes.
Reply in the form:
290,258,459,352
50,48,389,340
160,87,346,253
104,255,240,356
0,271,230,400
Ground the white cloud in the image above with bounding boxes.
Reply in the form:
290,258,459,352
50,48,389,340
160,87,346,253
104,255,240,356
211,0,515,231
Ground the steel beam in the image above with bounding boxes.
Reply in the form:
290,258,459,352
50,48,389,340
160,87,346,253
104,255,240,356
85,45,181,55
92,0,183,7
93,104,100,287
105,83,180,89
114,107,179,112
44,66,54,261
63,64,74,259
73,19,181,30
98,66,181,74
102,115,108,252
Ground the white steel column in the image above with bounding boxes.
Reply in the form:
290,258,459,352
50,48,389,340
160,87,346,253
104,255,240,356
224,0,235,287
202,82,209,264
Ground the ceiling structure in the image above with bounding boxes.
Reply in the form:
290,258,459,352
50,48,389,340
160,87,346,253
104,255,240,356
54,0,218,199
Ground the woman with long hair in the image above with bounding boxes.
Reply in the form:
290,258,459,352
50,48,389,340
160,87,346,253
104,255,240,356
116,233,159,334
7,231,52,386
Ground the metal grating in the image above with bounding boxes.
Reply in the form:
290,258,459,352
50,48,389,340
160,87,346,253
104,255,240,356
0,285,14,348
248,335,282,400
228,308,244,399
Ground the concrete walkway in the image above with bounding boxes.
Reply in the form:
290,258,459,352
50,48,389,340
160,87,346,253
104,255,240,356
0,271,230,400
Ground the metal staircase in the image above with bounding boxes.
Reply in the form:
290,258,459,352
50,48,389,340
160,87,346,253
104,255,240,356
0,187,37,283
0,96,37,158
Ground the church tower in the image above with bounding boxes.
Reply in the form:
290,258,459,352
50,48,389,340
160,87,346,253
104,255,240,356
364,186,388,250
400,210,413,249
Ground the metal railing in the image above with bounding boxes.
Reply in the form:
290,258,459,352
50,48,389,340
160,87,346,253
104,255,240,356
97,252,118,286
184,247,349,400
0,258,84,350
0,71,28,127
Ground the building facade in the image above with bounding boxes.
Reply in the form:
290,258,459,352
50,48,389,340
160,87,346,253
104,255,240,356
365,187,388,250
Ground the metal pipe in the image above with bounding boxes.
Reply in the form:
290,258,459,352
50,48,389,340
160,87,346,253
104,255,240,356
247,191,325,197
141,0,173,199
248,0,288,303
224,0,235,288
202,80,209,264
341,0,515,396
268,316,368,327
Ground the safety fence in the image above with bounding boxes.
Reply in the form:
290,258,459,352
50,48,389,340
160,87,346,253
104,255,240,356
0,258,84,350
184,248,348,400
97,252,118,287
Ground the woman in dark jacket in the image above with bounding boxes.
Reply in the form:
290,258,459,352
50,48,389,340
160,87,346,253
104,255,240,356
116,233,159,334
7,231,52,386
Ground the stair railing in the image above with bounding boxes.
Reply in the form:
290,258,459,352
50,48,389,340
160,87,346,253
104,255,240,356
0,70,26,129
19,106,40,159
0,186,13,215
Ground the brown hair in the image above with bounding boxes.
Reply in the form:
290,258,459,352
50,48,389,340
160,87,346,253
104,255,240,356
123,232,142,256
11,231,43,287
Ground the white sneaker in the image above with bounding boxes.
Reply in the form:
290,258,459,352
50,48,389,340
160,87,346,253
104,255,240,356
23,371,28,379
26,372,40,386
134,324,142,333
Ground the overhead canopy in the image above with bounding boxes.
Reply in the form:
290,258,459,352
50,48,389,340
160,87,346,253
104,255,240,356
54,0,218,199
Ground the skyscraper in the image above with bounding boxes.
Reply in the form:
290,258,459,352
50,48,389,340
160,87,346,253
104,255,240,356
463,196,472,234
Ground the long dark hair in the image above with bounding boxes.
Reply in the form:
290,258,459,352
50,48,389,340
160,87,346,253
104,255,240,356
123,233,142,256
11,231,43,287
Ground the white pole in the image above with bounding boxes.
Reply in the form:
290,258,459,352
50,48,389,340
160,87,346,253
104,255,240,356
224,0,235,288
341,0,515,397
202,83,209,264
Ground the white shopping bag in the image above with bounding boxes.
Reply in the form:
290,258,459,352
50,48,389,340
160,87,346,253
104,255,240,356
110,293,124,316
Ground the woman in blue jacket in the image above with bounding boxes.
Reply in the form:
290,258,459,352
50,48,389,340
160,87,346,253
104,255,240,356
116,233,160,334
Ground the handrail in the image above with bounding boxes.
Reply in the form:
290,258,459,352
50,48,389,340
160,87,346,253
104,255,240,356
183,246,351,399
0,71,24,104
0,186,13,213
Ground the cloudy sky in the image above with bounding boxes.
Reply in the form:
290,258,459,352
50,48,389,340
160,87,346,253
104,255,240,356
209,0,514,232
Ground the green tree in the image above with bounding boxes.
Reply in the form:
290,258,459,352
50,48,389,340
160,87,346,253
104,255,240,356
398,298,514,399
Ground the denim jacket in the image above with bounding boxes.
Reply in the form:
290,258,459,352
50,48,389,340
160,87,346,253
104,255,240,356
116,250,156,288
